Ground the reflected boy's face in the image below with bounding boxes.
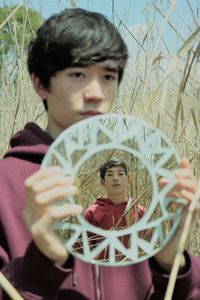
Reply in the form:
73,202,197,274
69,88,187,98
33,65,119,139
101,166,129,197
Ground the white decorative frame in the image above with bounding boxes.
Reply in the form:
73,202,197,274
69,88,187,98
42,113,184,266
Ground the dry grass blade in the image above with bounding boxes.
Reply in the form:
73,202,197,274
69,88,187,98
177,26,200,57
186,0,199,28
141,0,177,103
153,1,185,42
191,109,200,137
144,26,200,119
0,1,24,31
164,181,200,300
168,0,193,34
0,272,24,300
114,11,146,52
173,46,198,140
164,27,200,80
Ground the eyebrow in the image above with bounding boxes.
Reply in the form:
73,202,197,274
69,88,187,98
68,63,119,73
104,67,118,73
106,168,125,173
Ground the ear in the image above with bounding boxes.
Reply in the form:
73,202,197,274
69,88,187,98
31,74,49,99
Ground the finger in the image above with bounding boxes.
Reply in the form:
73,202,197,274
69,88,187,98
159,172,193,188
30,175,74,194
25,201,82,230
48,203,83,219
165,191,181,198
179,189,196,203
25,167,61,188
172,157,193,179
37,204,83,229
176,178,196,193
173,168,193,179
35,185,77,205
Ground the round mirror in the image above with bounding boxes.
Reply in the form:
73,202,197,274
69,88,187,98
41,113,185,266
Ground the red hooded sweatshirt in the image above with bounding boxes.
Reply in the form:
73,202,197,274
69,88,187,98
84,197,146,230
83,198,146,260
0,123,200,300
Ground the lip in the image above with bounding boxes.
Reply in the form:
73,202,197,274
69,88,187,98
112,184,121,187
80,111,102,117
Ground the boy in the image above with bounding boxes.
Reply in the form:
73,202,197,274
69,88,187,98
83,157,146,261
0,8,199,300
84,157,146,230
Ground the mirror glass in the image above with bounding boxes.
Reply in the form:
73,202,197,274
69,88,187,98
42,113,185,266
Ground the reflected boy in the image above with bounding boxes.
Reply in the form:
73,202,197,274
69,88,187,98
84,157,145,230
83,157,146,260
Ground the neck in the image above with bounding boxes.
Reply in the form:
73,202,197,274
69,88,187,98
107,193,127,204
46,120,62,140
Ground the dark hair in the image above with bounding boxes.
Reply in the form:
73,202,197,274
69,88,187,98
28,8,128,90
100,157,128,180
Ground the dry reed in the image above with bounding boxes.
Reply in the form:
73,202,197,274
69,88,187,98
0,1,200,298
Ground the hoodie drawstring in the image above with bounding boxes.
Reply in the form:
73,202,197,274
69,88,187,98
72,270,77,287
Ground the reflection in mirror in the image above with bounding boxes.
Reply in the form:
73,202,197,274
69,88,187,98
72,150,180,262
74,153,149,261
42,113,183,266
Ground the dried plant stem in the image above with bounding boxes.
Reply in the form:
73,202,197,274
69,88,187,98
164,181,200,300
0,1,24,31
0,272,24,300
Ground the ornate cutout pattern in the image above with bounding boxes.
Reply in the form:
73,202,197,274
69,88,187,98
42,113,183,266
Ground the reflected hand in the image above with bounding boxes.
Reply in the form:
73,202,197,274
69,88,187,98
23,167,82,265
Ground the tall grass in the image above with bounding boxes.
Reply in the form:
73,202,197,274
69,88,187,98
0,0,199,256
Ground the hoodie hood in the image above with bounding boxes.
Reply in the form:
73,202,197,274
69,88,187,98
84,197,129,231
85,197,146,230
95,196,128,229
94,197,128,207
4,122,54,163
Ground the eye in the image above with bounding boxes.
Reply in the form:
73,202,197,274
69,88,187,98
69,72,85,79
104,74,116,81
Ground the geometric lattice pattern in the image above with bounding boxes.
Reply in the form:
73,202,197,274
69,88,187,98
41,113,185,266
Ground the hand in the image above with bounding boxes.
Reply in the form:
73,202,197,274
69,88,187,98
23,167,82,265
154,158,199,272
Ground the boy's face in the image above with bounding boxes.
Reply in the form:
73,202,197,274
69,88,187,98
101,166,129,197
33,65,119,138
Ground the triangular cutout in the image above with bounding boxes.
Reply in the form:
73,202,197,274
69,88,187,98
96,129,113,145
54,140,68,159
51,149,72,171
148,202,164,222
71,149,88,166
121,138,139,152
46,152,63,168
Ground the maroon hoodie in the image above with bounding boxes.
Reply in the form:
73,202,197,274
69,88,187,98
84,197,146,229
0,122,200,300
84,198,146,260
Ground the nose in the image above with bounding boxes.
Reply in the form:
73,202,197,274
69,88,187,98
83,79,104,103
113,174,119,181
